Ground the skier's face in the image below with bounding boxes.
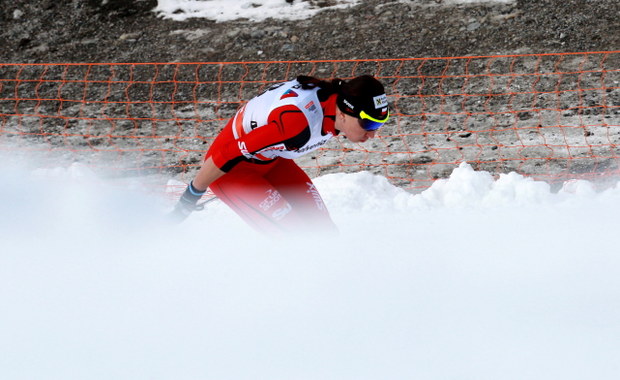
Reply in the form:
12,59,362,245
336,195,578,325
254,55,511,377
336,111,377,143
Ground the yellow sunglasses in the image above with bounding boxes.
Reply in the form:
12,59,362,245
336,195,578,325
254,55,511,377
359,109,390,131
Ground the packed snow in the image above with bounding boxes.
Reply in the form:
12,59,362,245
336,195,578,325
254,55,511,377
1,158,619,380
154,0,362,22
154,0,516,22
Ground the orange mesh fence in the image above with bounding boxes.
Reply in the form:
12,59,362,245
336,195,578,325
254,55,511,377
1,51,620,191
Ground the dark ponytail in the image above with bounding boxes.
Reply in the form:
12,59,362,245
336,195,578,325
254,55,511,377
296,74,383,99
296,75,343,95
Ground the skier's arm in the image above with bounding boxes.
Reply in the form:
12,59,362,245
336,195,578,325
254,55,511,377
168,106,307,223
192,156,225,191
210,105,308,172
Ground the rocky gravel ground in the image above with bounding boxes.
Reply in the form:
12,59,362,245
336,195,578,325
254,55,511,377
2,0,619,64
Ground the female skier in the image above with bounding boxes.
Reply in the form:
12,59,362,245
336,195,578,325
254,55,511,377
168,74,390,235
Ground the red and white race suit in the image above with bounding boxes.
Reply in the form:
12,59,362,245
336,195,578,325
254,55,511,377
206,79,339,235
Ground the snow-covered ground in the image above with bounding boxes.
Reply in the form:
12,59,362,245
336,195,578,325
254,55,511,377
154,0,516,22
1,159,619,380
154,0,363,22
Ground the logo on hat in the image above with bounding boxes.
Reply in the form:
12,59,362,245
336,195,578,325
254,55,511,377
373,94,388,109
343,98,355,110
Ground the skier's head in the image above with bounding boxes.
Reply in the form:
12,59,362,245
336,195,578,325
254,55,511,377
336,75,390,131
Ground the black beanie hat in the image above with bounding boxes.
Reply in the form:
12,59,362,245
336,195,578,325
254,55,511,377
336,75,389,121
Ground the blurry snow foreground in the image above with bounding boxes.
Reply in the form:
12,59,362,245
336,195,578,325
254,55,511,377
3,160,620,380
154,0,516,22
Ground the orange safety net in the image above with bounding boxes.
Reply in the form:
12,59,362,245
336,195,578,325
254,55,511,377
1,51,620,191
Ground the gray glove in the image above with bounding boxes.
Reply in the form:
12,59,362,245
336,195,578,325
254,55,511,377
167,182,206,224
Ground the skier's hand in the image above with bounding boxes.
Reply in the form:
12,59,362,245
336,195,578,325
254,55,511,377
167,182,206,224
